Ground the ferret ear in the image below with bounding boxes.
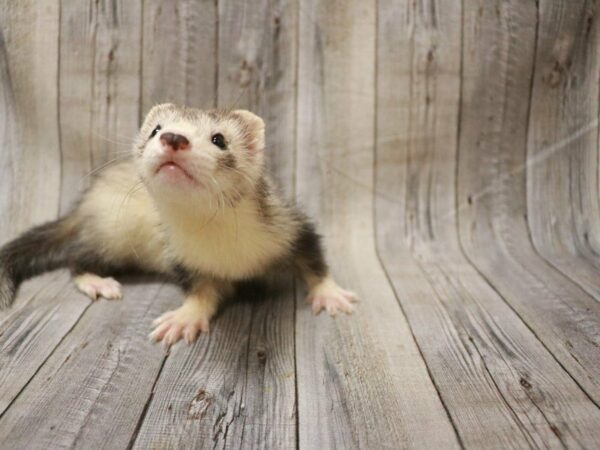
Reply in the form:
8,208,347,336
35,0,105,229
143,103,176,126
146,103,176,118
234,110,265,152
152,102,176,110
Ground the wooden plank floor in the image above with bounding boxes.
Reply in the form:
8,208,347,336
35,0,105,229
2,0,600,448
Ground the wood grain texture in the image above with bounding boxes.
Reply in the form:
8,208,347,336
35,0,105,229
0,272,90,417
2,0,600,447
0,22,20,243
0,4,91,424
296,0,460,448
0,282,179,450
0,0,61,240
457,0,600,409
133,287,296,450
59,0,142,212
217,0,297,192
527,0,600,299
141,0,217,113
377,0,600,447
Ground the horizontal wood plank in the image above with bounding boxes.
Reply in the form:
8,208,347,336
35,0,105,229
0,272,90,417
133,285,296,449
0,281,180,449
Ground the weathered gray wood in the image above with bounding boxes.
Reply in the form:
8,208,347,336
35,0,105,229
527,0,600,300
457,0,600,407
0,24,20,243
0,4,92,422
217,0,297,193
0,272,90,417
0,282,179,450
295,1,460,448
3,0,600,447
141,0,217,113
377,0,600,447
133,287,296,450
0,0,61,239
133,1,298,447
59,0,142,212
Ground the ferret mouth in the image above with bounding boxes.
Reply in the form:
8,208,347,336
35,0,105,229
155,161,197,183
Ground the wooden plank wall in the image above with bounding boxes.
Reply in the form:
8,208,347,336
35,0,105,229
1,0,600,448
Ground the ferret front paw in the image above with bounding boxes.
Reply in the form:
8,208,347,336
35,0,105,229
74,273,122,301
149,302,211,345
307,277,358,316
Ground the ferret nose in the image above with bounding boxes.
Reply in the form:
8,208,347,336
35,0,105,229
160,132,190,151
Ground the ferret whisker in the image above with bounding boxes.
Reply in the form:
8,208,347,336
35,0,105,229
91,129,136,145
226,167,255,190
92,135,135,148
216,184,228,217
199,204,219,230
198,175,224,228
82,154,132,180
119,184,145,219
121,181,145,206
225,184,244,207
116,180,145,220
223,189,240,240
207,176,226,215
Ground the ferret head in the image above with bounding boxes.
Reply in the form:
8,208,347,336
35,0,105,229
134,103,265,208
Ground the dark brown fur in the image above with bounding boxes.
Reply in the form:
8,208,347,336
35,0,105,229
217,152,236,170
290,216,328,279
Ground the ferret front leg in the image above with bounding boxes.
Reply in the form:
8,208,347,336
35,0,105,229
149,278,232,345
293,222,357,315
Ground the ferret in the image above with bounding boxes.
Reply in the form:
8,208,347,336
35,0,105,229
0,104,356,345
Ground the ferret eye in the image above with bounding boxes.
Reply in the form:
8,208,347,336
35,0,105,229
149,125,161,139
211,133,227,150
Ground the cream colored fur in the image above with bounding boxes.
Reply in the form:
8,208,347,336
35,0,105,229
78,161,296,280
70,105,356,345
77,162,169,273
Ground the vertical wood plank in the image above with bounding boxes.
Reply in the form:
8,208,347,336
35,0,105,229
133,1,298,448
296,1,460,448
377,0,600,447
527,0,600,299
0,3,178,448
141,0,217,112
0,22,20,243
59,0,142,212
458,0,600,407
0,1,61,239
0,2,92,421
0,5,174,447
0,282,180,449
217,0,297,192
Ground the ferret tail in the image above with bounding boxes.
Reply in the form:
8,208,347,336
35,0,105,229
0,215,81,309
